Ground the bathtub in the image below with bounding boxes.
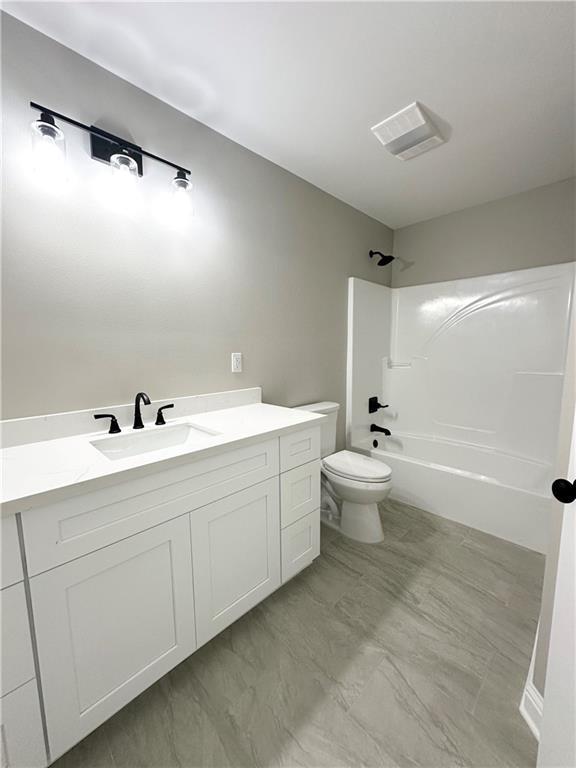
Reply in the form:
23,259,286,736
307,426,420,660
353,433,553,553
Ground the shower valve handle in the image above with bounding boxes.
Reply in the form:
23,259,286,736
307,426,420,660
368,396,389,414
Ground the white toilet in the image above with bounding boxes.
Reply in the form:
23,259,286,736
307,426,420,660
297,402,392,544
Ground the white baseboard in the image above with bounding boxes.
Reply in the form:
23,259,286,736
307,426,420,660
520,678,544,741
520,622,543,742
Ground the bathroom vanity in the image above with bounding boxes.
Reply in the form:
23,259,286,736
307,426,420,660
0,389,323,766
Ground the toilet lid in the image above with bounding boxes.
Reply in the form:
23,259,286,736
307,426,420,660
323,450,391,482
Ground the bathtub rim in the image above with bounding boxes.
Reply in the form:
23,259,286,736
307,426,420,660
353,437,552,499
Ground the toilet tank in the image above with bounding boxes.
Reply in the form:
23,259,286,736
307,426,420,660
296,402,340,457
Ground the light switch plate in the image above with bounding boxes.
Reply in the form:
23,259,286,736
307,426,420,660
231,352,243,373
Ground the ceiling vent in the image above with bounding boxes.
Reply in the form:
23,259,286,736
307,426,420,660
371,102,444,161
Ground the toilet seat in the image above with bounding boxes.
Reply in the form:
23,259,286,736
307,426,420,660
322,450,391,483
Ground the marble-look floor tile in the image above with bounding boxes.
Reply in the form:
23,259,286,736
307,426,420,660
255,574,386,711
385,499,471,543
349,651,506,768
325,532,438,608
507,579,543,624
289,546,362,607
377,500,415,541
471,652,539,768
419,572,538,665
104,664,238,768
52,499,540,768
462,528,545,583
319,522,340,549
51,723,116,768
224,643,397,767
336,579,492,711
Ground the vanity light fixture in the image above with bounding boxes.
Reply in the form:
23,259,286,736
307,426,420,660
172,169,192,194
110,151,139,178
30,110,66,177
29,102,191,194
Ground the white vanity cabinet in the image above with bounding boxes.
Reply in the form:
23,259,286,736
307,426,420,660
1,516,23,589
11,421,321,764
278,440,321,583
0,681,46,768
1,517,47,768
281,508,321,582
30,514,196,762
191,478,281,646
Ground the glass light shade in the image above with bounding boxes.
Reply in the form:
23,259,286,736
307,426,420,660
172,172,192,194
170,172,192,223
31,118,66,178
108,152,139,209
110,152,139,178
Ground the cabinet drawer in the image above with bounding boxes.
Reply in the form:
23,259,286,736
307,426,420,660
22,438,279,576
1,583,35,698
281,509,320,583
0,680,46,768
30,515,196,761
191,478,281,647
280,460,320,528
280,428,321,472
1,516,23,589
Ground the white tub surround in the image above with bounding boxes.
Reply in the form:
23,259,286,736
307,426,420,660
0,389,323,765
347,263,574,552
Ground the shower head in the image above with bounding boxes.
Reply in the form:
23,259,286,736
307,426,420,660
369,250,395,266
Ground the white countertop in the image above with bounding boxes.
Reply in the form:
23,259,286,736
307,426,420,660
1,403,324,515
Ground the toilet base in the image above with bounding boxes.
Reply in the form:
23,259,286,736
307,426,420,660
340,501,384,544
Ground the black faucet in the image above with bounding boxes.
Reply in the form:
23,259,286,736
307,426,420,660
133,392,151,430
370,424,391,436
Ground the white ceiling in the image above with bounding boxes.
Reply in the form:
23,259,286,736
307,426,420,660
5,2,575,227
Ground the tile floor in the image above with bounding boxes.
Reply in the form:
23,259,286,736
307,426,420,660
54,500,544,768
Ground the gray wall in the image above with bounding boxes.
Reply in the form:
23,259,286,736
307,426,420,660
1,15,392,450
392,178,575,288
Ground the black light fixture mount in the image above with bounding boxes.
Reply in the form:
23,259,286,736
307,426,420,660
29,102,191,181
89,127,144,176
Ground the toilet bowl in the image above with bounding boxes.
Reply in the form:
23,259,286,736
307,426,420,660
322,450,391,543
295,402,393,544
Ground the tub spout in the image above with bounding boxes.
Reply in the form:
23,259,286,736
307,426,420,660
370,424,391,436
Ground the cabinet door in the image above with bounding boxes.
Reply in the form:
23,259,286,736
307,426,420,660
281,509,320,583
30,516,196,762
1,583,35,698
1,516,23,589
191,478,280,647
0,679,46,768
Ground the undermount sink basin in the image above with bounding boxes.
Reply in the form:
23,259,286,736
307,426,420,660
91,423,220,461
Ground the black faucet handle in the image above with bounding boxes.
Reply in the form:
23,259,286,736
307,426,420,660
155,404,175,426
368,396,389,414
94,414,121,434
